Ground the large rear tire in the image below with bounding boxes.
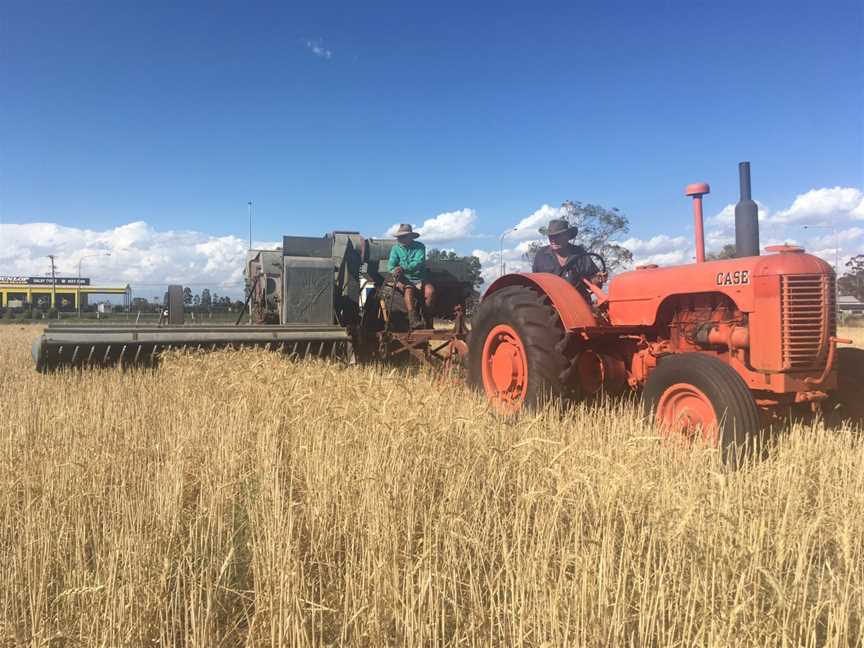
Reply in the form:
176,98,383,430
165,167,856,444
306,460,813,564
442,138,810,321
825,347,864,425
643,353,761,467
467,285,567,412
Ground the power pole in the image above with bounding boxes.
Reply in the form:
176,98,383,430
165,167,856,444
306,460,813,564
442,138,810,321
47,255,57,311
498,227,515,278
248,201,253,250
248,201,253,325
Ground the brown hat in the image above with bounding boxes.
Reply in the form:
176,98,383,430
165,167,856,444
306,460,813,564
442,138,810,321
394,223,420,240
541,218,578,239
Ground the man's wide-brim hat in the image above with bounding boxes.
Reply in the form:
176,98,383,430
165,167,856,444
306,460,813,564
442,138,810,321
541,218,578,239
394,223,420,239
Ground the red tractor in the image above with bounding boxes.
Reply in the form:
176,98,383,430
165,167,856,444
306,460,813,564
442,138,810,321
468,163,863,460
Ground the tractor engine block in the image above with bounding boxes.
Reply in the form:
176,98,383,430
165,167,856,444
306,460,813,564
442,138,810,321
664,293,748,359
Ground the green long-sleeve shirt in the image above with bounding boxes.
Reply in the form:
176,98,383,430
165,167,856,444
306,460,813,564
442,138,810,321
387,241,427,283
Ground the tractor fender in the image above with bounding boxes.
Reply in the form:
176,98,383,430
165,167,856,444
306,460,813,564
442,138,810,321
483,273,597,330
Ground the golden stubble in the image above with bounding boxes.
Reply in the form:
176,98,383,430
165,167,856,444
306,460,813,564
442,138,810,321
1,324,862,647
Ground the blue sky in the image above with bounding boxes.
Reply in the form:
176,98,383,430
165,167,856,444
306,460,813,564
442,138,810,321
1,0,862,291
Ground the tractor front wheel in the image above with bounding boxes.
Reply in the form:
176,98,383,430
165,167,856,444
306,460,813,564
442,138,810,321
643,353,760,466
825,347,864,425
467,286,567,412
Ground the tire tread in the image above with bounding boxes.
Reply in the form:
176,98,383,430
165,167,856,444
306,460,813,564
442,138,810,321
643,353,760,465
468,285,567,408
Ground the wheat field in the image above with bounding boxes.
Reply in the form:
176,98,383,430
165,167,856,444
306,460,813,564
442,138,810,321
1,324,863,647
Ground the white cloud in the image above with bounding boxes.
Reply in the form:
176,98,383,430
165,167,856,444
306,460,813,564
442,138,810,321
809,226,863,249
771,187,864,224
387,208,477,243
305,39,332,60
707,201,769,227
506,204,563,240
476,231,696,282
635,250,690,266
702,187,864,267
470,184,864,287
617,234,693,267
0,221,278,296
618,234,689,255
6,184,861,297
472,239,538,284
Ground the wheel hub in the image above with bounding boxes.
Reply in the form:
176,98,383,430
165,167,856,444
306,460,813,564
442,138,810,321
656,382,719,445
481,324,528,410
490,341,521,391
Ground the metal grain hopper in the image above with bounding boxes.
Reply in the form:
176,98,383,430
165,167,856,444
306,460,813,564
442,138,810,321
246,231,475,327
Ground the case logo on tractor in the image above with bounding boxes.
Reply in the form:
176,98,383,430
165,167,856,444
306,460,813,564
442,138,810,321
716,270,750,286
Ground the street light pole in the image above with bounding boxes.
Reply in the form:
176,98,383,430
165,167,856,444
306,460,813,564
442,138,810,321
499,227,515,278
247,201,255,325
77,252,111,319
47,255,56,312
248,201,253,250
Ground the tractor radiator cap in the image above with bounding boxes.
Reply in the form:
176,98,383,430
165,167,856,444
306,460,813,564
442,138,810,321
765,244,804,254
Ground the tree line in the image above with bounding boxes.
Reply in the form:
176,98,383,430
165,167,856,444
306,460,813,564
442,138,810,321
129,288,244,314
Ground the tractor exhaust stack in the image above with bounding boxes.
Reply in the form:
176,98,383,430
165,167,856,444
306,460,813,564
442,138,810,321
735,161,760,257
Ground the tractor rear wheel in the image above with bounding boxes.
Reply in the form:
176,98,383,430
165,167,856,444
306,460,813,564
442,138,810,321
467,285,567,412
643,353,760,466
825,347,864,425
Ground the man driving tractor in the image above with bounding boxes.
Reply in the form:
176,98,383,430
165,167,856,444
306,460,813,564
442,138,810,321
388,224,436,329
532,218,603,302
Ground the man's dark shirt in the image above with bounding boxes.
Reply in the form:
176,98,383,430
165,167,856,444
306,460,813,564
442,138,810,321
532,244,599,301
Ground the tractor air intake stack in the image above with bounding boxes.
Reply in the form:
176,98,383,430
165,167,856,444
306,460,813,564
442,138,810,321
735,161,760,257
685,182,710,263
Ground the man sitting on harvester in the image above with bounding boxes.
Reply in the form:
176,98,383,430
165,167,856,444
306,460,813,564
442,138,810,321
388,224,436,329
532,218,603,303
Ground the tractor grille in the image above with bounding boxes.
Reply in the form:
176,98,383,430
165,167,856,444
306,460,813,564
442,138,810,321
780,274,836,370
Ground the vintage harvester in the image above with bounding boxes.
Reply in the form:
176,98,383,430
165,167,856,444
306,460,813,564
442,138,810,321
468,162,863,460
33,232,476,372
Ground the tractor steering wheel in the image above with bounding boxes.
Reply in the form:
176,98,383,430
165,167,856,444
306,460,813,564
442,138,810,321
560,251,607,276
587,252,607,276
